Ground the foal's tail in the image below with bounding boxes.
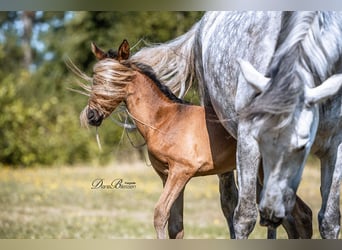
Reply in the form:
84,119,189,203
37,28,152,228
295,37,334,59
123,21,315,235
131,22,199,98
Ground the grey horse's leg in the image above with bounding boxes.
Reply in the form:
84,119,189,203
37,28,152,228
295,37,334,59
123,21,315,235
234,124,259,239
219,171,286,239
318,142,342,239
218,171,238,239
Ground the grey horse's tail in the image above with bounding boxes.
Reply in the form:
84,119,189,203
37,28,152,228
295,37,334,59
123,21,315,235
131,22,198,98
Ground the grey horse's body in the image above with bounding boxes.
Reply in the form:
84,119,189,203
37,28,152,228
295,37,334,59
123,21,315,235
194,11,282,137
193,11,283,238
133,11,342,238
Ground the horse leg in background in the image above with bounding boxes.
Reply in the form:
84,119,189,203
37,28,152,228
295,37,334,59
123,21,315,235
318,142,342,239
153,164,194,239
288,196,313,238
279,196,313,239
260,187,312,239
234,124,259,239
168,188,185,238
218,171,238,239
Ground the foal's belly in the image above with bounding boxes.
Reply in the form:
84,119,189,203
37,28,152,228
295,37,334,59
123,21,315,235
194,144,236,176
148,139,236,178
147,106,237,178
184,133,237,177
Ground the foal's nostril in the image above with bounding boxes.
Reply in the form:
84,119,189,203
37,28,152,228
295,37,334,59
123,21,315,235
87,109,95,120
87,109,103,126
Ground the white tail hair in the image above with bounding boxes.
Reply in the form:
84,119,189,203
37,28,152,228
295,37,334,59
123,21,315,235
131,23,199,98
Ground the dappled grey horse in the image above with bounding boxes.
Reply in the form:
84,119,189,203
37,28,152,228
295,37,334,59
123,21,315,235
133,11,342,238
237,11,342,238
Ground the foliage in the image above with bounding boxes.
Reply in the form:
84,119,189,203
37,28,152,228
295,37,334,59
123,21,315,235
0,69,99,166
0,11,204,167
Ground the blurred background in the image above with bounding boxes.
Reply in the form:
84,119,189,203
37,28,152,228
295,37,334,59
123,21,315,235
0,11,203,167
0,11,339,239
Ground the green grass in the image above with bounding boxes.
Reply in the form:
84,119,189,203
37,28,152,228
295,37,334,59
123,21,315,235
0,159,340,239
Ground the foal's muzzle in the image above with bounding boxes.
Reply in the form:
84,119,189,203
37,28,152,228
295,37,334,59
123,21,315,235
87,108,103,126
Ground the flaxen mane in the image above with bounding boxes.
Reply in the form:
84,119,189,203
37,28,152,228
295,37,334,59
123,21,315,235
127,61,189,104
69,57,189,127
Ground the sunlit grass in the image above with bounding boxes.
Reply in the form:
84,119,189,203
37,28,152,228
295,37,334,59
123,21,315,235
0,159,341,239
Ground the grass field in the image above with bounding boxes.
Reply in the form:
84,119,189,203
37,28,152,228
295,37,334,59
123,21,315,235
0,158,341,239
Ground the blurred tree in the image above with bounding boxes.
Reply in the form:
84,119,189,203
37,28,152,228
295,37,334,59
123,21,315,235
0,12,22,76
21,11,35,69
0,12,99,166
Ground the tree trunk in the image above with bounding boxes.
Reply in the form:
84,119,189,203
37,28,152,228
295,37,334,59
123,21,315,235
21,11,35,69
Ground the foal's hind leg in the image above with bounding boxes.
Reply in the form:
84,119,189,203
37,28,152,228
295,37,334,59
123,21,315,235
218,171,238,239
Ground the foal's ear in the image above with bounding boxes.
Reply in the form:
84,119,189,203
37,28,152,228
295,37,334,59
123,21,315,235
91,42,106,60
117,39,130,61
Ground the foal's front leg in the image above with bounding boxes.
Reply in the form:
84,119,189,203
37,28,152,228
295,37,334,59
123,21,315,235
154,165,193,239
158,173,185,239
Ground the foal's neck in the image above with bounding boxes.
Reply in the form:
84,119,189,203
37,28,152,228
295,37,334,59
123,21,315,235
125,71,181,136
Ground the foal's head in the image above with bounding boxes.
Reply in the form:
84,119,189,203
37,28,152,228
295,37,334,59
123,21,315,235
80,40,134,127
